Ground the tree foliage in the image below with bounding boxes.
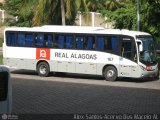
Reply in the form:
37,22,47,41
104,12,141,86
100,0,160,41
86,0,105,12
4,0,21,16
4,0,37,26
140,0,160,40
4,0,88,26
101,1,137,30
3,0,160,41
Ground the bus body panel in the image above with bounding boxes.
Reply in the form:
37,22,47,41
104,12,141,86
3,46,142,77
119,57,141,78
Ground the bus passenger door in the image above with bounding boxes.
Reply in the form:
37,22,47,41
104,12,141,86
119,36,137,77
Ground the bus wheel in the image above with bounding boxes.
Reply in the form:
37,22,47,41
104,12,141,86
104,66,117,81
37,62,50,77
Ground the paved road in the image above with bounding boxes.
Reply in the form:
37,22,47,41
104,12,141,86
11,70,160,115
11,70,160,90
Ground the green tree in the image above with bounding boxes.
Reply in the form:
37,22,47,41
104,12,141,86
105,0,121,11
18,0,37,26
140,0,160,40
86,0,105,12
33,0,88,26
4,0,37,26
101,1,136,30
4,0,22,16
100,0,160,41
86,0,121,12
4,0,88,26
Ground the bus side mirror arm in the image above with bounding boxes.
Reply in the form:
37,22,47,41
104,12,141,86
139,44,143,52
137,40,143,52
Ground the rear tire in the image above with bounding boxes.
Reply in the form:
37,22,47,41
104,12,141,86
104,66,117,81
37,62,50,77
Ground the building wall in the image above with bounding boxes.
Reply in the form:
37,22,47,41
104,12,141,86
0,0,5,3
75,12,113,29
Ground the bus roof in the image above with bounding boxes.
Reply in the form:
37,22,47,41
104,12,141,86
4,25,151,37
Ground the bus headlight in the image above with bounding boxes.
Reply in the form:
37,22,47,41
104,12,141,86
146,66,152,71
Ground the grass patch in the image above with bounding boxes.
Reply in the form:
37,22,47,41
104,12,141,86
0,53,3,65
0,37,3,47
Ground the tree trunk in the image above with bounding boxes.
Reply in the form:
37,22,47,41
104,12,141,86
61,0,65,25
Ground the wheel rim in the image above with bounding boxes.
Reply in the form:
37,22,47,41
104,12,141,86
39,65,47,75
107,70,114,78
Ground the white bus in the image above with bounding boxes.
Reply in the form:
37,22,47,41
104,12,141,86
0,66,12,114
3,25,158,81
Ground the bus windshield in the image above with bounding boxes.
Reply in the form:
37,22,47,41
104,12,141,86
137,36,157,65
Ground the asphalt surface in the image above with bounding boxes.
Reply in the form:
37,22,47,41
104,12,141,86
11,70,160,115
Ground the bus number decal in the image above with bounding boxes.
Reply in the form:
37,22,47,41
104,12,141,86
36,48,50,60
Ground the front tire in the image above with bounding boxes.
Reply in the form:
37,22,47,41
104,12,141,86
104,66,117,81
37,62,50,77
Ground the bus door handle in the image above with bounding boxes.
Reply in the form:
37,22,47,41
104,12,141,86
90,63,94,65
79,63,83,64
68,62,72,64
20,59,24,60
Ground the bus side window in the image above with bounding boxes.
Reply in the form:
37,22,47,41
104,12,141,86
26,33,34,47
85,36,95,50
103,36,119,53
66,35,74,49
109,36,119,52
35,34,44,47
17,33,25,47
45,34,53,48
6,32,16,46
76,36,83,49
96,36,105,50
111,36,119,51
56,35,65,48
